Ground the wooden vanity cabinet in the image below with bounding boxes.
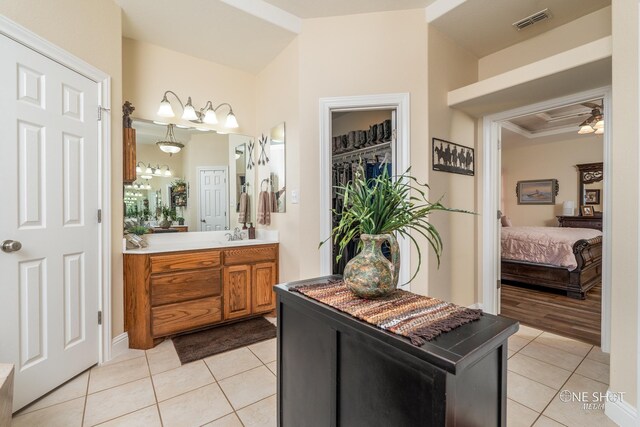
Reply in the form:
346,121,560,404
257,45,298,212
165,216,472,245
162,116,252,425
124,243,279,349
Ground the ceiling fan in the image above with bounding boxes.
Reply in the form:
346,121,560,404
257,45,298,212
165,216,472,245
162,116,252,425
578,102,604,135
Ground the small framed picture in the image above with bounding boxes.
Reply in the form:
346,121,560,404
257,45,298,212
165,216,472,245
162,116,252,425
584,189,600,205
516,179,559,205
581,205,594,216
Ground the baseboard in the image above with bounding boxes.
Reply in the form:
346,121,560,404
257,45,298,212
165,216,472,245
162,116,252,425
468,303,483,310
110,333,129,361
605,390,638,426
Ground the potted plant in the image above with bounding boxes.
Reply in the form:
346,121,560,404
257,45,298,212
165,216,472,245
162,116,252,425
127,225,149,236
176,216,185,226
321,165,469,298
159,205,176,229
172,179,187,193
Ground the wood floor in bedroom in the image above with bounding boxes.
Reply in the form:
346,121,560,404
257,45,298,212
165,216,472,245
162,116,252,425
500,282,601,346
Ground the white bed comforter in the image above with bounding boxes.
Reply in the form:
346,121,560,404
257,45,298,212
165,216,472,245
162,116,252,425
501,226,602,270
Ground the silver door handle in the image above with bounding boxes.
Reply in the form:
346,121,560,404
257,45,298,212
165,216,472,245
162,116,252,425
201,219,206,223
2,240,22,253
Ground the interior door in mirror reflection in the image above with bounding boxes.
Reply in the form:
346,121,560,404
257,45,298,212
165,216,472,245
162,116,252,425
198,167,228,231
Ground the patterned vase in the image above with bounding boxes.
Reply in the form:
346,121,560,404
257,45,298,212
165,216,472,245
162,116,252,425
344,233,400,299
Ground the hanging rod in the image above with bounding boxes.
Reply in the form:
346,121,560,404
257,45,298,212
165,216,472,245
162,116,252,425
332,141,392,162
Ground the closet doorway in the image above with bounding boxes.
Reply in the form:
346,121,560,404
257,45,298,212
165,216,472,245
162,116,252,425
319,93,411,289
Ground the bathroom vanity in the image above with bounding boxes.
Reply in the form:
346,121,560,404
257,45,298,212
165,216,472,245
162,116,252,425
124,234,279,349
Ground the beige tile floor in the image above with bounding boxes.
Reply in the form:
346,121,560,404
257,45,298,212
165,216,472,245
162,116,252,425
12,320,616,427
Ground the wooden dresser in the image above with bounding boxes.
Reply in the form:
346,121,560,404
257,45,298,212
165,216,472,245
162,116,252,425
275,276,518,427
124,243,278,349
556,215,602,231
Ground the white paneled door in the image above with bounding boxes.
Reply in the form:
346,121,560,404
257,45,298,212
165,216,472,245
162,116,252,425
199,168,228,231
0,34,100,411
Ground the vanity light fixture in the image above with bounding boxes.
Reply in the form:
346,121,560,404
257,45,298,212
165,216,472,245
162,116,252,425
136,162,173,178
156,124,185,155
156,90,240,129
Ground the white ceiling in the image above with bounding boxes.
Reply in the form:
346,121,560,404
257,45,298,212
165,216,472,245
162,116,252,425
262,0,436,19
117,0,298,73
501,126,603,149
429,0,610,58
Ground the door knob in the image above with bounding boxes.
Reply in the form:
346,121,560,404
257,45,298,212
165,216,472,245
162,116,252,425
2,240,22,253
201,219,206,223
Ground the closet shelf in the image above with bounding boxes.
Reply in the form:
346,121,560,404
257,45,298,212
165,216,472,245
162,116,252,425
332,141,392,161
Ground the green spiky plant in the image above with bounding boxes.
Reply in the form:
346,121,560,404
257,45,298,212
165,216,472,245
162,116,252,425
320,164,471,284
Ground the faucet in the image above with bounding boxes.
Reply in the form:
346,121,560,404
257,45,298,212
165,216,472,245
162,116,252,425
225,227,244,241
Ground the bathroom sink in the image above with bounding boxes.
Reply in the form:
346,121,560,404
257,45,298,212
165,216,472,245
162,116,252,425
215,239,267,246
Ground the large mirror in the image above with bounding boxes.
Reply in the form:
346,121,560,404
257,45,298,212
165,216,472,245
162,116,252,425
124,118,254,232
257,122,286,217
577,162,603,215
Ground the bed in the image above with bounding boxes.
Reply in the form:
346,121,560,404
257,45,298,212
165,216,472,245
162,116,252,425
501,226,603,299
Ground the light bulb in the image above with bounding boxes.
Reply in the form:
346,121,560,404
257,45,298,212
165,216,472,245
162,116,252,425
157,95,175,117
578,125,594,134
225,111,239,129
182,97,198,121
203,108,218,125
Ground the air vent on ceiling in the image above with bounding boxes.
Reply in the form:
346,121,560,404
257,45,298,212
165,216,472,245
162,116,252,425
512,9,550,31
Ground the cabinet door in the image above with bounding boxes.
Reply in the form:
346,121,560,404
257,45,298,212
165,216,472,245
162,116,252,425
252,262,277,314
224,265,252,320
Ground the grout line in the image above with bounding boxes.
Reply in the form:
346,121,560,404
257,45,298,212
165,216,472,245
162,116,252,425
202,351,244,427
145,349,165,427
233,392,277,412
90,404,158,427
81,367,92,427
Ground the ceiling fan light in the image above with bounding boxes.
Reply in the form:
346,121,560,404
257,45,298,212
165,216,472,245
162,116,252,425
157,95,175,118
225,111,239,129
181,97,198,121
203,108,218,125
593,120,604,130
578,125,595,134
595,127,604,135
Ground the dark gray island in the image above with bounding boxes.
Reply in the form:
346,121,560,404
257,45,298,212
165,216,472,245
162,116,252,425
275,276,518,427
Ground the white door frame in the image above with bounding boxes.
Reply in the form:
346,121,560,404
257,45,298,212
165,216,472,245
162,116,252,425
482,86,612,352
319,93,411,288
197,166,229,231
0,16,113,362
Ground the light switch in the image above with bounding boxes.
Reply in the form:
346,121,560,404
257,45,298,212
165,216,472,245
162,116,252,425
291,190,299,204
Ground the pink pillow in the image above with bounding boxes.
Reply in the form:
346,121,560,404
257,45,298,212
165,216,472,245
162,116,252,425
501,216,512,227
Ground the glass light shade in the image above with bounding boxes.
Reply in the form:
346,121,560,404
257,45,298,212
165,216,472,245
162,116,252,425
164,169,172,177
153,168,162,176
182,97,198,121
135,165,142,173
157,99,175,118
145,166,153,174
145,183,152,189
203,109,218,125
595,127,604,135
578,125,595,134
157,143,183,154
140,174,152,180
593,120,604,130
225,112,239,128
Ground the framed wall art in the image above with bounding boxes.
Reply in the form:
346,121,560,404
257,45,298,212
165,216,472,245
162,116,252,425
516,179,559,205
584,189,600,205
581,205,594,216
432,138,474,176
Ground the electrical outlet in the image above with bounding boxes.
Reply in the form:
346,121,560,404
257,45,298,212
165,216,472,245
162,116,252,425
291,190,299,204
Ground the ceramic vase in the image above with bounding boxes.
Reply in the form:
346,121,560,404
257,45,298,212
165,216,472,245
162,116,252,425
343,233,400,299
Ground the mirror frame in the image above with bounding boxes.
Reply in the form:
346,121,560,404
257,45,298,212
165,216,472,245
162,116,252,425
577,162,603,213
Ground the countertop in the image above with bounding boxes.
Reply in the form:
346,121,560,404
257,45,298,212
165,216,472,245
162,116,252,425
123,230,279,255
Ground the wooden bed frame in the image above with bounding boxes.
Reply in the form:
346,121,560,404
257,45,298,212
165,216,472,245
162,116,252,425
501,235,602,299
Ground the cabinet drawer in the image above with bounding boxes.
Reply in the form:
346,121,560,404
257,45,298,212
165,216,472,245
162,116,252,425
224,245,277,265
151,250,221,273
151,268,221,306
152,296,222,337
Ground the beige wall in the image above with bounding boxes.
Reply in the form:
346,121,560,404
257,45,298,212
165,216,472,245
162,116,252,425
122,38,256,137
427,26,479,305
255,38,301,283
0,0,124,337
478,6,611,80
609,0,639,411
502,135,603,226
295,10,430,290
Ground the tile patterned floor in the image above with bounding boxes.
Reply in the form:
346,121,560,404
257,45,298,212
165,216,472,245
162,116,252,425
12,319,616,426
